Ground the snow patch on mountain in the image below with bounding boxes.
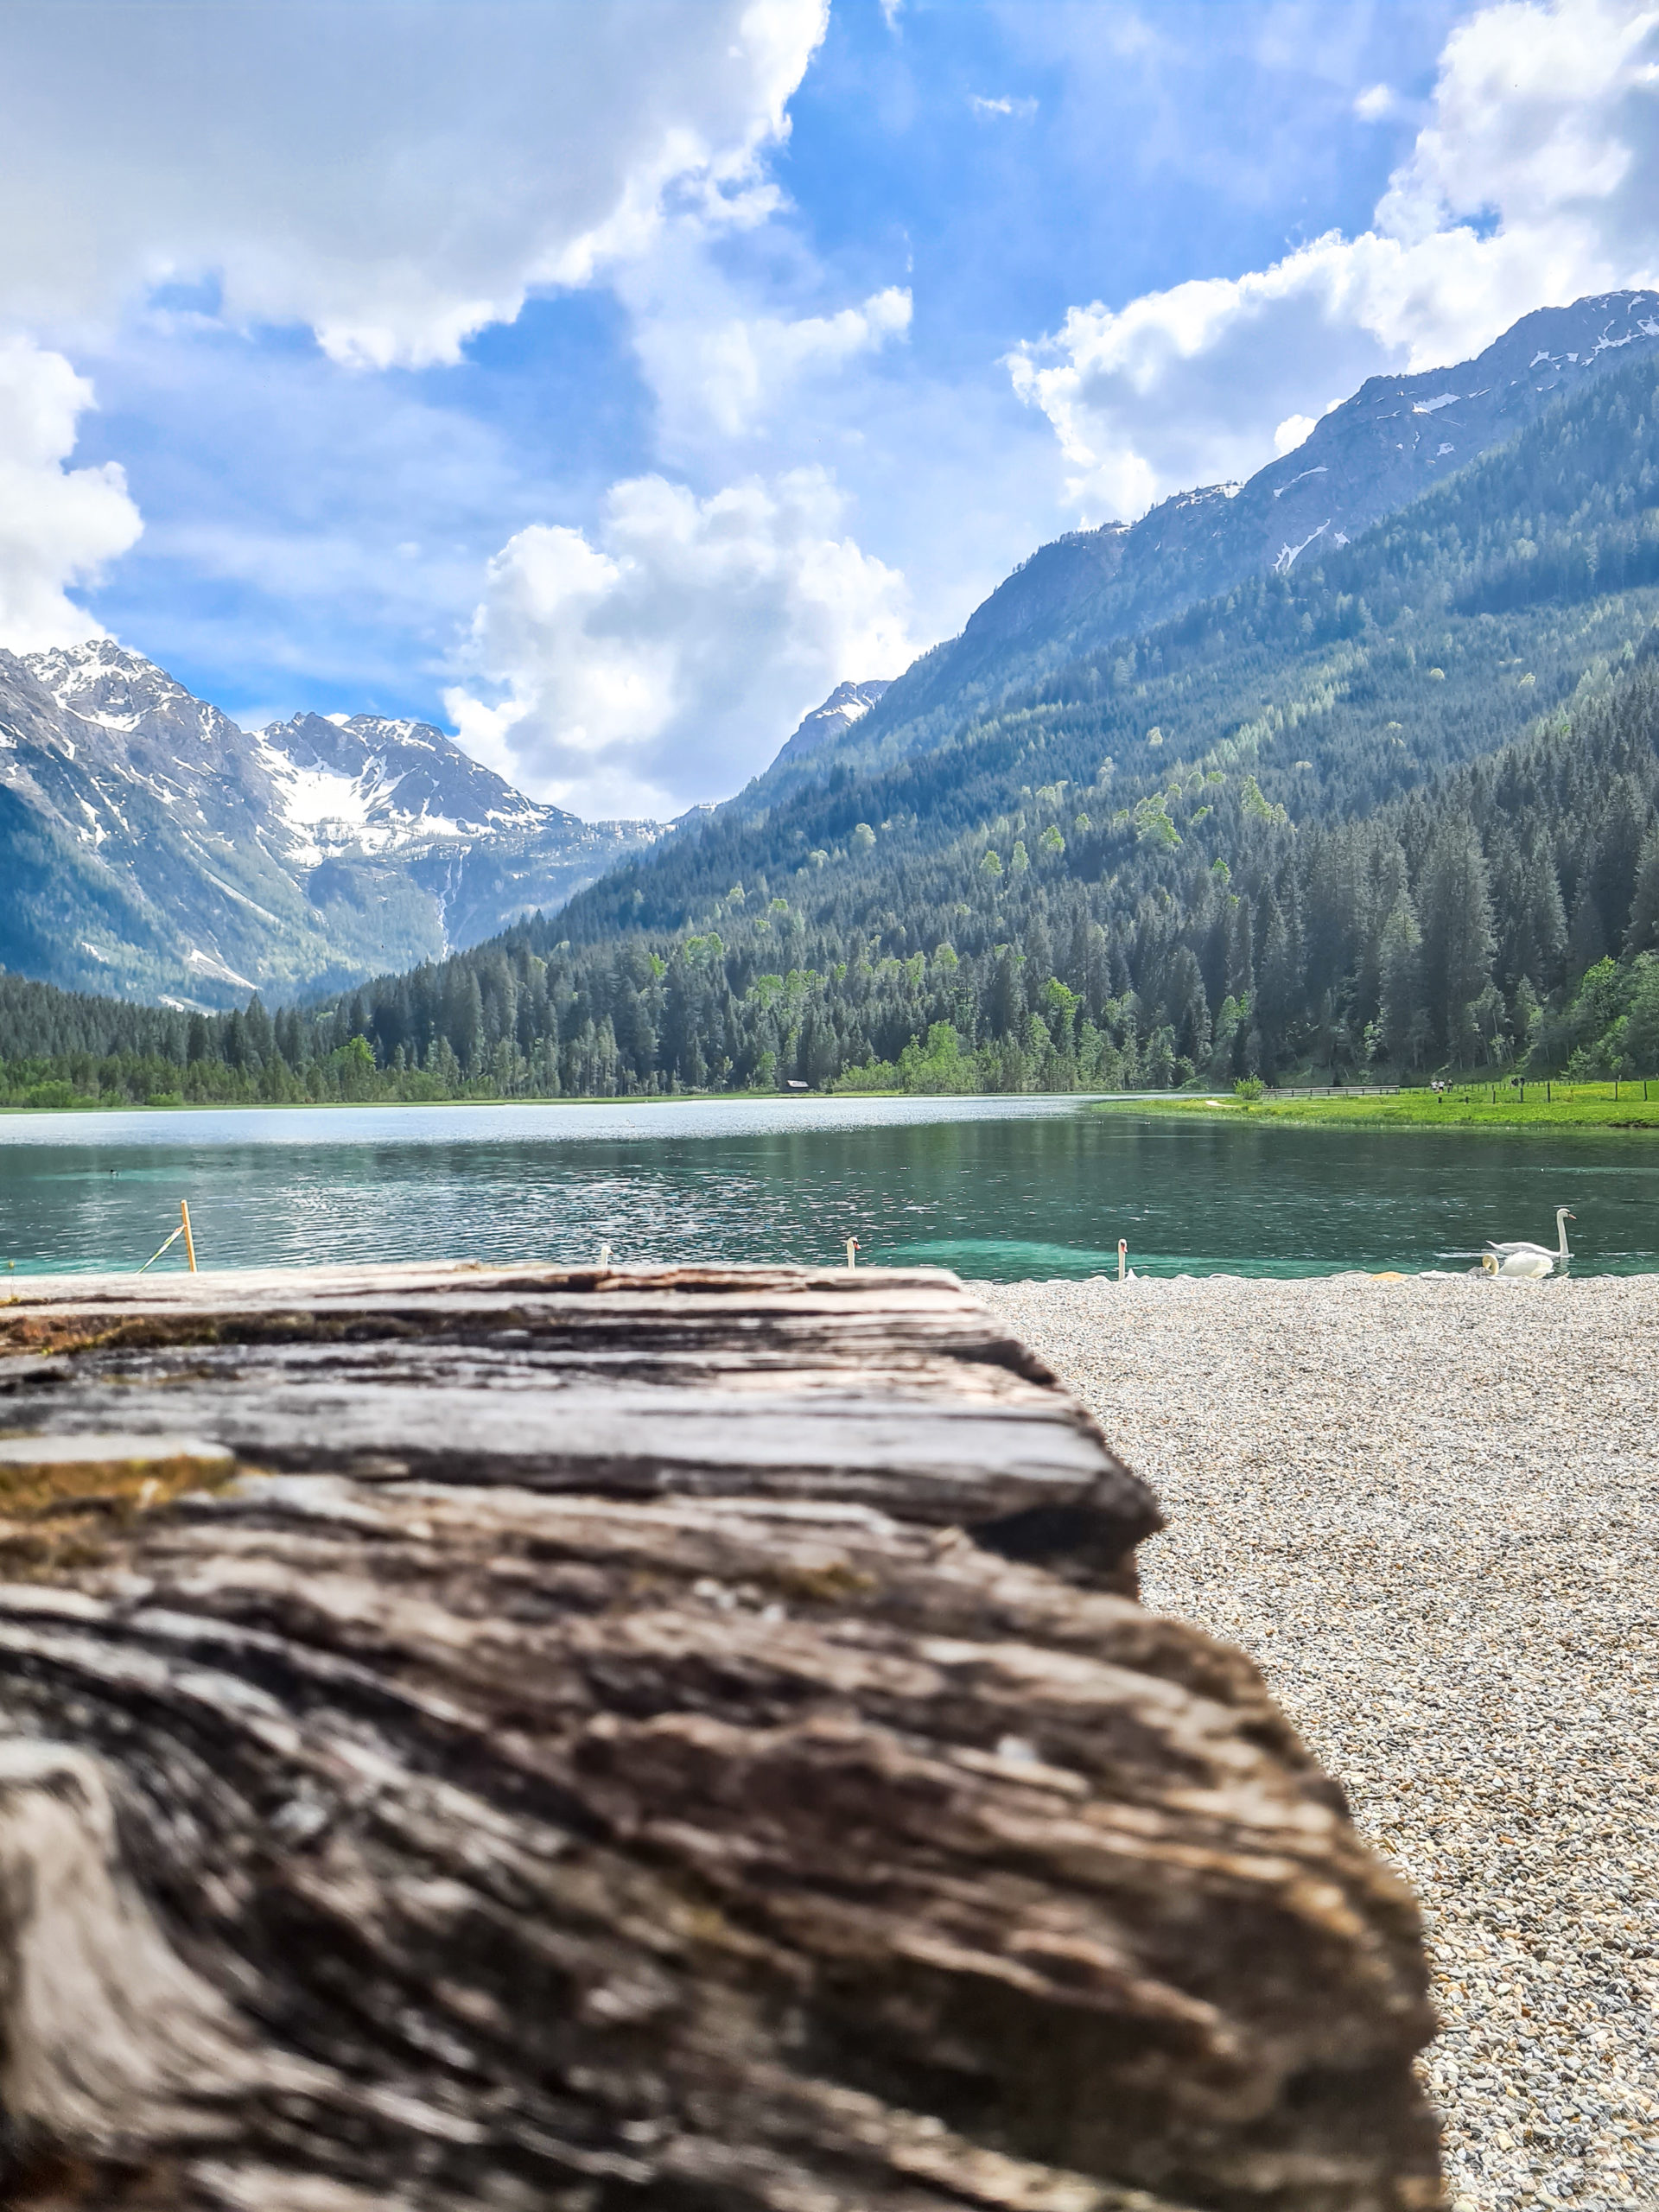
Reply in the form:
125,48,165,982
1274,466,1328,499
767,680,893,771
188,947,257,991
1274,520,1331,573
0,642,668,1007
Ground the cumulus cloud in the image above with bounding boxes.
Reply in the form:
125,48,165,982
0,340,142,652
1010,0,1659,518
1353,83,1399,121
630,280,912,444
969,94,1039,120
0,0,829,369
445,468,913,819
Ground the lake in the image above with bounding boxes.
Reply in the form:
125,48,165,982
1,1094,1656,1280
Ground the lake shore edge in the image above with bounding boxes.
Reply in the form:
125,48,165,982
1094,1090,1659,1132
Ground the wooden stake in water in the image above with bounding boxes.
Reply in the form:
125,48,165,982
180,1200,198,1274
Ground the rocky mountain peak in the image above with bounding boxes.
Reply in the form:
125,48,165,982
20,638,220,741
251,708,561,863
767,678,893,771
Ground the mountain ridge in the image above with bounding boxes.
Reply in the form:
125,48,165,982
740,289,1659,806
0,640,665,1006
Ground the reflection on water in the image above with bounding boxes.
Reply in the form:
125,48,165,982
1,1093,1656,1279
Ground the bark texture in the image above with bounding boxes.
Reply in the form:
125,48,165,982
0,1263,1442,2212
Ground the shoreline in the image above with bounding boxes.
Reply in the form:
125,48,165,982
1092,1090,1659,1134
8,1081,1659,1133
976,1273,1658,2212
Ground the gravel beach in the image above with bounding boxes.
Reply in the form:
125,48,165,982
976,1274,1658,2212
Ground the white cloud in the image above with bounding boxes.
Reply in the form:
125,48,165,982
969,94,1039,120
0,0,829,369
1010,0,1659,518
1274,413,1319,454
1354,82,1398,120
445,467,913,818
631,281,912,443
0,340,142,652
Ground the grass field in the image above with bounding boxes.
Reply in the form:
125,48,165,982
1096,1080,1659,1132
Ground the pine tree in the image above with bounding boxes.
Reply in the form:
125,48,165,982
1507,844,1568,991
1626,821,1659,953
1588,777,1647,951
1566,887,1605,976
1224,896,1254,1005
1255,889,1300,1077
1377,899,1423,1068
1416,817,1495,1058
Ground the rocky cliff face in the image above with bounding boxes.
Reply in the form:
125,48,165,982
0,643,663,1007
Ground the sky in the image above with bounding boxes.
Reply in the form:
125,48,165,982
1,0,1657,819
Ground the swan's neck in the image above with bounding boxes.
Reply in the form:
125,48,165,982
1557,1211,1572,1257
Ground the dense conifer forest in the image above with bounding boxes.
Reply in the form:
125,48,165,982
5,353,1659,1109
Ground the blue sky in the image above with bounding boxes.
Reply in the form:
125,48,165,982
1,0,1656,816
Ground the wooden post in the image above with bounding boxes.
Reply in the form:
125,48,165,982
179,1200,197,1274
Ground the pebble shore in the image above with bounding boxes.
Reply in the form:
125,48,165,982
976,1274,1658,2212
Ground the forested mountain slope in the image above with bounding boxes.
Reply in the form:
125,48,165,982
7,346,1659,1108
742,290,1659,808
560,344,1659,938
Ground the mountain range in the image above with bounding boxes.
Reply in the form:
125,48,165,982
3,288,1659,1041
0,642,664,1007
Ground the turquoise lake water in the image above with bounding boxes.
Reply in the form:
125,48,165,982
1,1094,1655,1279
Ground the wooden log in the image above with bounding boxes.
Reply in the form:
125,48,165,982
0,1265,1441,2211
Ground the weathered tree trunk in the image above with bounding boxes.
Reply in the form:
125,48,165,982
0,1264,1441,2212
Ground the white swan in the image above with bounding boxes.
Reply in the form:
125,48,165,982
1484,1207,1573,1276
1117,1238,1136,1282
1482,1249,1554,1281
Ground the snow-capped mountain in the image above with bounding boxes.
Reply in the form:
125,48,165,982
0,643,663,1006
249,710,553,866
764,680,892,773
